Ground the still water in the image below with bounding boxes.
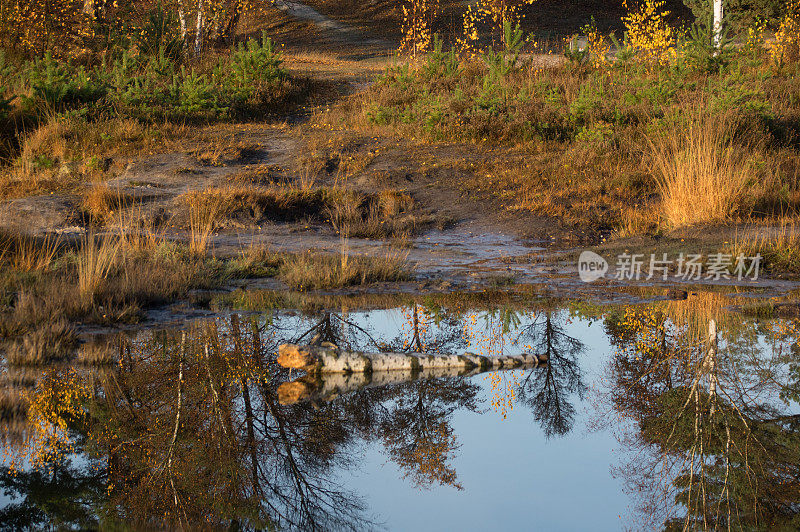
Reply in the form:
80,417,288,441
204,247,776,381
1,291,798,530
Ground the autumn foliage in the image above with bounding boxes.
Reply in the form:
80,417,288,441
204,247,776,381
0,0,92,58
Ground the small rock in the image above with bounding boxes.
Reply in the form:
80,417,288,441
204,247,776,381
666,288,688,300
58,163,76,176
55,225,86,235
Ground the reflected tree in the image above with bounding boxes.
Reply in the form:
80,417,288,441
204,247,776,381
378,377,480,490
0,301,598,527
606,306,800,530
0,457,105,529
0,316,381,530
514,310,586,438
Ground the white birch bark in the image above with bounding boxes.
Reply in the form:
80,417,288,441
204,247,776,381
277,343,548,374
178,0,188,45
713,0,724,49
194,0,205,57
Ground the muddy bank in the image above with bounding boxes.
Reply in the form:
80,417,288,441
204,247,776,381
2,123,797,301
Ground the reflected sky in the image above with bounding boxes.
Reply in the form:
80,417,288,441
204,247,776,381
330,311,626,531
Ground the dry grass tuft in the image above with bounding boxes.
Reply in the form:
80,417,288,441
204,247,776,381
728,220,800,274
295,157,324,189
16,116,70,179
76,339,121,366
77,234,120,302
6,319,78,365
649,111,764,227
616,205,660,238
180,185,426,238
112,207,167,254
82,185,136,225
0,231,61,272
187,194,221,255
279,250,409,290
182,185,354,222
227,243,282,278
378,190,414,217
325,189,425,238
4,286,78,336
0,117,156,200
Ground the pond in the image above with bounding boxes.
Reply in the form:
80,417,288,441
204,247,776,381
1,290,798,530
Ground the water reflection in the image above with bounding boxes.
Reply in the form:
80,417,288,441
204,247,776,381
514,309,586,437
0,292,798,530
602,294,800,530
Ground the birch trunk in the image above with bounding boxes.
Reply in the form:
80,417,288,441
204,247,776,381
277,343,548,374
178,0,188,46
194,0,205,57
707,319,718,415
713,0,723,49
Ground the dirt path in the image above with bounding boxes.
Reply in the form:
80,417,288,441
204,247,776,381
274,0,389,47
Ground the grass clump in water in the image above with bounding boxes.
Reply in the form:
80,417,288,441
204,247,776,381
279,251,409,290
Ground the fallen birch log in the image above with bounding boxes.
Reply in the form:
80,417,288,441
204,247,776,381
278,363,535,405
277,343,548,374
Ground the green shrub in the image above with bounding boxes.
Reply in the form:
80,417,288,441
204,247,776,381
0,92,11,121
377,63,418,90
23,53,106,112
482,22,524,82
680,15,732,73
171,67,228,119
0,50,14,88
217,31,286,111
569,81,606,124
576,121,613,144
709,71,773,122
683,0,784,34
421,35,461,82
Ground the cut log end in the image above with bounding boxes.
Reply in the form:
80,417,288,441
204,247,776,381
277,344,318,370
277,381,314,405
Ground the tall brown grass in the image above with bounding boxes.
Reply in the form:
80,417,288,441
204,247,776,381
76,339,122,366
296,158,323,189
6,319,78,365
0,232,61,271
181,185,425,239
649,110,763,227
14,116,145,180
82,185,136,225
77,234,120,301
112,206,167,254
616,205,660,237
16,115,69,180
326,189,422,238
727,219,800,273
279,250,409,289
188,195,221,255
